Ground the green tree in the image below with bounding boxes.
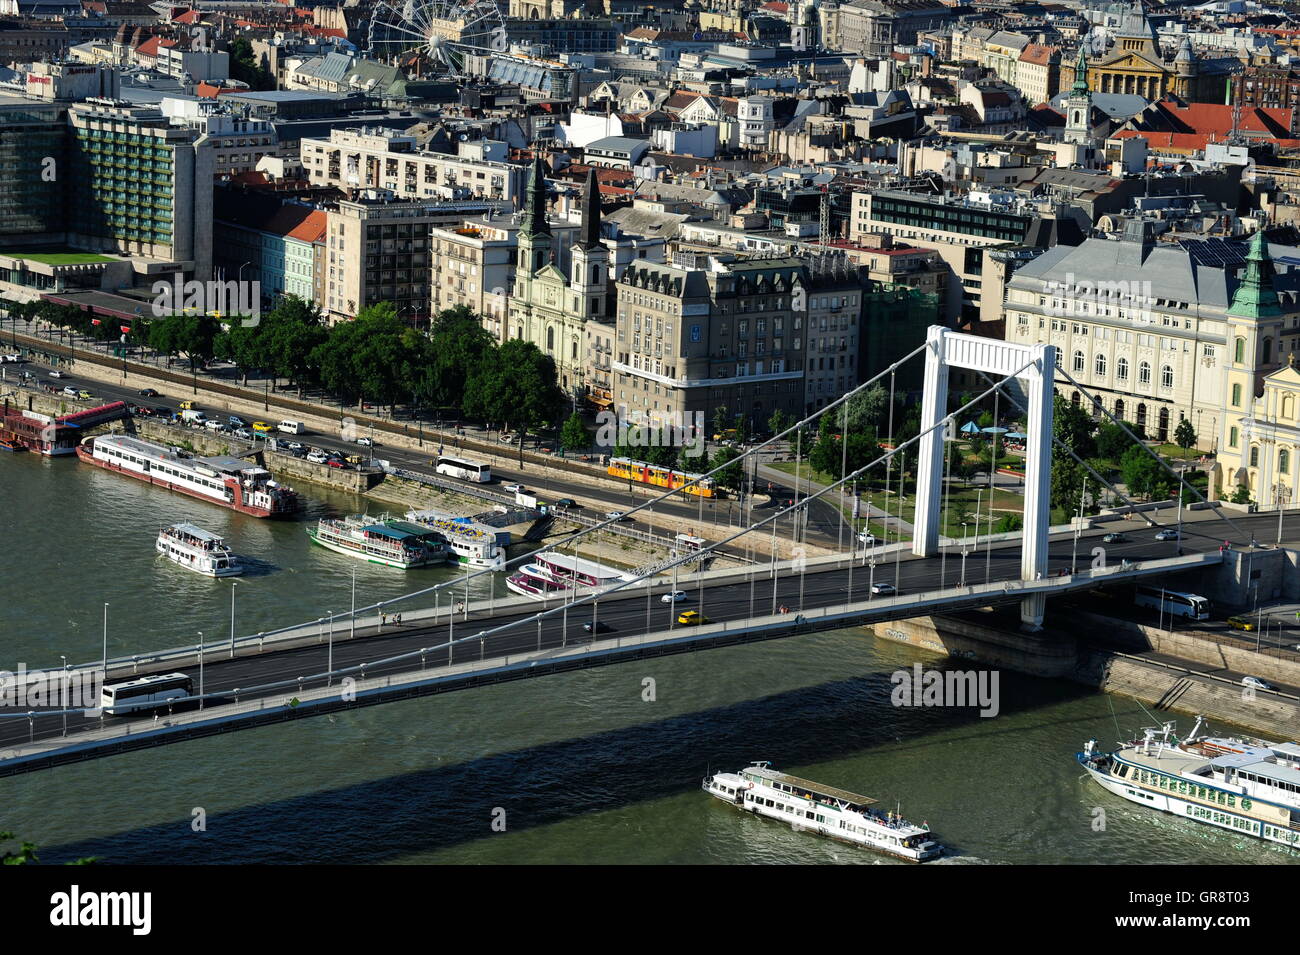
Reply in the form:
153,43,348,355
847,383,889,432
1053,394,1097,459
1050,456,1087,513
1174,417,1197,459
1230,483,1252,505
420,305,495,411
710,445,744,489
767,407,789,438
228,37,273,90
1120,446,1170,500
711,405,729,439
1095,420,1133,461
463,338,563,464
560,412,588,456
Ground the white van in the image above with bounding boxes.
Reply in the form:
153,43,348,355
181,409,208,424
277,420,306,435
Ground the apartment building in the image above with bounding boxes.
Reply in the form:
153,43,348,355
850,187,1041,326
301,128,526,205
323,193,508,324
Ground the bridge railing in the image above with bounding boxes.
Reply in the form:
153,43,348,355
0,551,1226,765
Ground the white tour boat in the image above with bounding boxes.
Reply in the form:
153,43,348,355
703,761,945,862
405,509,507,570
307,514,449,569
1078,716,1300,848
505,550,634,600
156,523,243,577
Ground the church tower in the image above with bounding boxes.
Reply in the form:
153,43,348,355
517,155,552,279
1065,47,1092,144
569,169,610,323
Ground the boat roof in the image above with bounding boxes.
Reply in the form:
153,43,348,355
1271,742,1300,759
743,765,878,806
95,434,265,475
536,550,634,580
1238,760,1300,787
362,523,421,541
164,523,224,542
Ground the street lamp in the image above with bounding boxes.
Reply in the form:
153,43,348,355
229,580,237,658
197,631,204,710
59,655,68,737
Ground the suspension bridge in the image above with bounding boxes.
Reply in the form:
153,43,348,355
2,328,1292,776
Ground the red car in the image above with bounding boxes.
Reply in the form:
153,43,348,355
327,458,347,469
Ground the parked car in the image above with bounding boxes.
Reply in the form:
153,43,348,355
1226,615,1256,632
204,419,225,432
153,406,172,418
356,436,374,447
582,620,612,634
661,591,688,604
61,385,79,398
677,610,708,626
871,582,897,596
1154,529,1180,541
287,442,305,452
554,498,578,510
228,415,248,429
1102,532,1128,543
327,457,347,469
1241,676,1273,691
0,353,20,363
76,390,94,401
306,449,329,464
138,388,159,397
856,531,875,546
345,454,364,466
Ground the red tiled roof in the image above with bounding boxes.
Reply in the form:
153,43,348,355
760,1,789,12
1019,43,1058,65
172,9,202,24
135,36,163,57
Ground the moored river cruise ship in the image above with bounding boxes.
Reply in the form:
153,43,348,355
307,515,449,569
77,434,298,517
1079,716,1300,848
704,762,945,862
505,550,634,600
156,523,243,577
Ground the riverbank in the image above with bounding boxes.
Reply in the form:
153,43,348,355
870,607,1300,740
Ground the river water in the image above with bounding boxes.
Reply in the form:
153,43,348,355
1,452,1295,864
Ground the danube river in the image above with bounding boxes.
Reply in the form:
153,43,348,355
1,452,1295,864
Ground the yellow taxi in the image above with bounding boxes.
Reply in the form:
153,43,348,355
251,421,274,435
179,400,197,410
677,610,709,626
1226,615,1256,632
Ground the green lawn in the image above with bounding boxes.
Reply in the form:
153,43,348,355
11,251,115,265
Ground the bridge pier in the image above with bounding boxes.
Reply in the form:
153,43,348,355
911,327,1055,631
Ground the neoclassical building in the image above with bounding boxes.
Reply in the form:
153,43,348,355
509,159,610,400
1003,225,1297,451
1061,5,1218,103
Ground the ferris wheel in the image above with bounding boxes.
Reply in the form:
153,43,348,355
367,0,509,77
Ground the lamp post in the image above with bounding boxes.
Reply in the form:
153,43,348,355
59,655,68,737
229,580,237,658
960,522,970,587
197,632,204,710
102,602,109,687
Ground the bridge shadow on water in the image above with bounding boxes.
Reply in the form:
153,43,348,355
44,665,1102,864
